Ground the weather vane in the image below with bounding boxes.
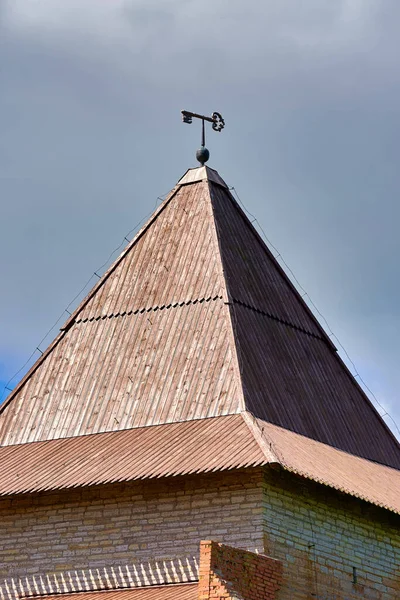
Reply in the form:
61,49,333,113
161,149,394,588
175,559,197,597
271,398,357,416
181,110,225,165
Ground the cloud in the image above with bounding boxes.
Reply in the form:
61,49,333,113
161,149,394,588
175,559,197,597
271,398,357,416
0,0,399,436
2,0,397,107
2,0,385,58
4,0,126,33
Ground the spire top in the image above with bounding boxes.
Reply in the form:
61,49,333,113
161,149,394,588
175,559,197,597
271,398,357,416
181,109,225,165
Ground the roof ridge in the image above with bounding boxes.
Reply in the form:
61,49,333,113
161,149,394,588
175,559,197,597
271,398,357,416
240,411,280,465
204,179,246,414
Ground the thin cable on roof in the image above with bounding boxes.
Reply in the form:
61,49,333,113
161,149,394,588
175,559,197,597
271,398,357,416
229,185,400,439
0,194,167,404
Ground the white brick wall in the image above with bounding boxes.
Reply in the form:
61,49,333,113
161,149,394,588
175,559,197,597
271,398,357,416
0,470,264,597
262,469,400,599
1,467,399,600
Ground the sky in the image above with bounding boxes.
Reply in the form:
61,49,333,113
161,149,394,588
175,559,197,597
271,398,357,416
0,0,399,439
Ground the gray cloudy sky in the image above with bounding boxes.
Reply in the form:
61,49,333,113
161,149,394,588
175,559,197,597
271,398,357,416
1,0,399,439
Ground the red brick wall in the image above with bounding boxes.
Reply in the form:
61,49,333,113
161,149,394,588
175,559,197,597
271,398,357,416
198,540,282,600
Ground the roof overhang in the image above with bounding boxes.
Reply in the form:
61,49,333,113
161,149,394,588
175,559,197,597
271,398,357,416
0,413,398,515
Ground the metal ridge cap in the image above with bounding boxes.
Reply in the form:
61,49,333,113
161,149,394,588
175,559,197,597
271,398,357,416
177,166,228,189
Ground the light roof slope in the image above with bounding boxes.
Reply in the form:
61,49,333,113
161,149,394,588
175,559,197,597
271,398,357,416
76,178,226,320
0,172,244,445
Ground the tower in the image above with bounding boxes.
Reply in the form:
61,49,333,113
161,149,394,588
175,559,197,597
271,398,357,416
0,146,399,598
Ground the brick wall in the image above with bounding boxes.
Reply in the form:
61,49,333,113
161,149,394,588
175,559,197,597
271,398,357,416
262,468,400,599
198,540,282,600
0,470,265,596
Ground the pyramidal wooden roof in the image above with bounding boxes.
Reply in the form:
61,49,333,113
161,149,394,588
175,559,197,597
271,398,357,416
1,166,399,470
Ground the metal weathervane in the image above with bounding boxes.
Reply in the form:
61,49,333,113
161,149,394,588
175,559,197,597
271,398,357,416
181,110,225,165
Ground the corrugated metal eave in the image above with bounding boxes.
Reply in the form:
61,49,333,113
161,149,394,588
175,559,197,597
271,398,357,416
0,415,268,496
253,417,400,516
0,460,267,497
282,464,400,516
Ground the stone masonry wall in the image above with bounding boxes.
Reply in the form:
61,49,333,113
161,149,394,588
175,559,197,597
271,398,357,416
262,468,400,600
0,469,264,597
1,465,400,600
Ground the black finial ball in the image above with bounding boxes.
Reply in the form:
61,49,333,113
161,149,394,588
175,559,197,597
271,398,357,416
196,146,210,165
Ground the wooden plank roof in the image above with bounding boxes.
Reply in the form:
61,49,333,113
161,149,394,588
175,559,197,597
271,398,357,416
0,166,399,470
